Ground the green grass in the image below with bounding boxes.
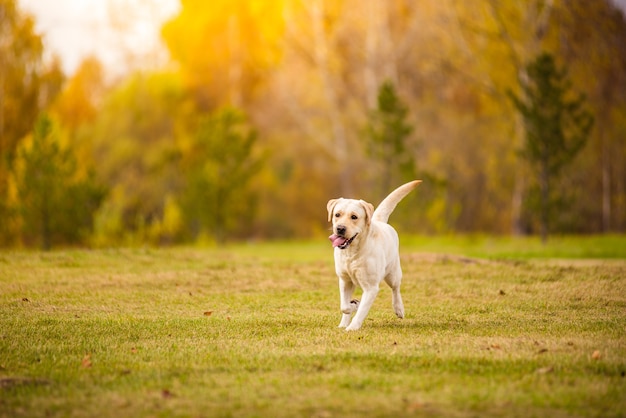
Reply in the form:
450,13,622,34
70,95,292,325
1,236,625,417
401,234,626,259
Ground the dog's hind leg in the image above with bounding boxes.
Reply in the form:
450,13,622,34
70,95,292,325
345,285,379,331
391,285,405,319
385,272,405,319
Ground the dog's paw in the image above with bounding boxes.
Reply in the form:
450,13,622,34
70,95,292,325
341,299,360,315
338,314,351,328
393,300,405,319
345,323,361,331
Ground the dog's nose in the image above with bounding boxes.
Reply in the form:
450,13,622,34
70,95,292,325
336,225,346,236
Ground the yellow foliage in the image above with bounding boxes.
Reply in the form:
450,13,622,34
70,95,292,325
162,0,286,107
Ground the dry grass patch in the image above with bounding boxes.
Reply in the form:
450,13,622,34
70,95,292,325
0,242,624,417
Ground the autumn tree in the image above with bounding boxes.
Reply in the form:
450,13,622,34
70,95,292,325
16,115,106,249
52,57,106,131
86,72,189,245
509,52,593,242
0,0,63,244
180,108,263,242
162,0,284,110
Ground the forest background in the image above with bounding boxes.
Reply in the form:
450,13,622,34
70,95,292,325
1,0,625,249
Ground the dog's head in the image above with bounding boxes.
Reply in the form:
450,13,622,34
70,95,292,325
327,198,374,250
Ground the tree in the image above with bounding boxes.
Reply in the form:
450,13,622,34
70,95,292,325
86,72,189,245
180,108,263,242
52,57,106,131
365,81,416,198
549,0,626,232
509,52,593,242
0,0,63,244
161,0,285,110
16,114,106,249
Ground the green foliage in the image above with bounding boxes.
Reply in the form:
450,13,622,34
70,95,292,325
180,108,263,242
15,115,106,249
364,81,425,231
87,72,189,245
509,52,594,241
0,0,64,245
511,53,593,175
365,81,416,197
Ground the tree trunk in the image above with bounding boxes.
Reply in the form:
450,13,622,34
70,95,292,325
511,111,526,235
540,161,549,244
310,0,352,195
364,0,397,109
600,122,612,232
42,187,51,251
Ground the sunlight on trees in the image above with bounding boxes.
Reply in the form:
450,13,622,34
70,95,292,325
0,0,63,244
2,0,626,247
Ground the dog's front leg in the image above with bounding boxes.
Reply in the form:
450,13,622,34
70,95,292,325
338,278,357,328
345,285,379,331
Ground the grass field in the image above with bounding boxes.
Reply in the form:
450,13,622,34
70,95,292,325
1,236,625,417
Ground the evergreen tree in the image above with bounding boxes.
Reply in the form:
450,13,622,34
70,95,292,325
17,114,106,249
509,52,593,242
0,0,64,245
365,81,416,198
181,108,263,242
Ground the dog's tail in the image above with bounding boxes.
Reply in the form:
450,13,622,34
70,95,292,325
372,180,421,224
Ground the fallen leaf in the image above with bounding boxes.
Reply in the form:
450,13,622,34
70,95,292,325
536,366,554,374
406,402,424,413
402,399,426,414
203,311,213,317
592,350,601,360
131,347,137,354
161,389,173,398
491,344,501,349
81,354,92,368
537,348,549,354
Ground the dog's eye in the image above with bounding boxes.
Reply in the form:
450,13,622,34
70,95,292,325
351,215,358,220
335,212,341,217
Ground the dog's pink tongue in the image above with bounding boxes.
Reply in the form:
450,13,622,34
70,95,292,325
328,234,347,248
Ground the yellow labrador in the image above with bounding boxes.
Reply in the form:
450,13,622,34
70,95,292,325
327,180,421,331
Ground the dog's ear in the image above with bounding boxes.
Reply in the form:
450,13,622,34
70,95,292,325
327,198,341,222
359,200,375,225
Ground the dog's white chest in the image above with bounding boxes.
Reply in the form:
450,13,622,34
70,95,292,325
335,251,381,288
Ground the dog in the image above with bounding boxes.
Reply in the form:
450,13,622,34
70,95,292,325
327,180,421,331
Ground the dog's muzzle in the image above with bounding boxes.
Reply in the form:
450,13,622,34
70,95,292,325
328,233,358,249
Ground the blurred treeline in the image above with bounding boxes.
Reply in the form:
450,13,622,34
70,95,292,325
1,0,625,248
